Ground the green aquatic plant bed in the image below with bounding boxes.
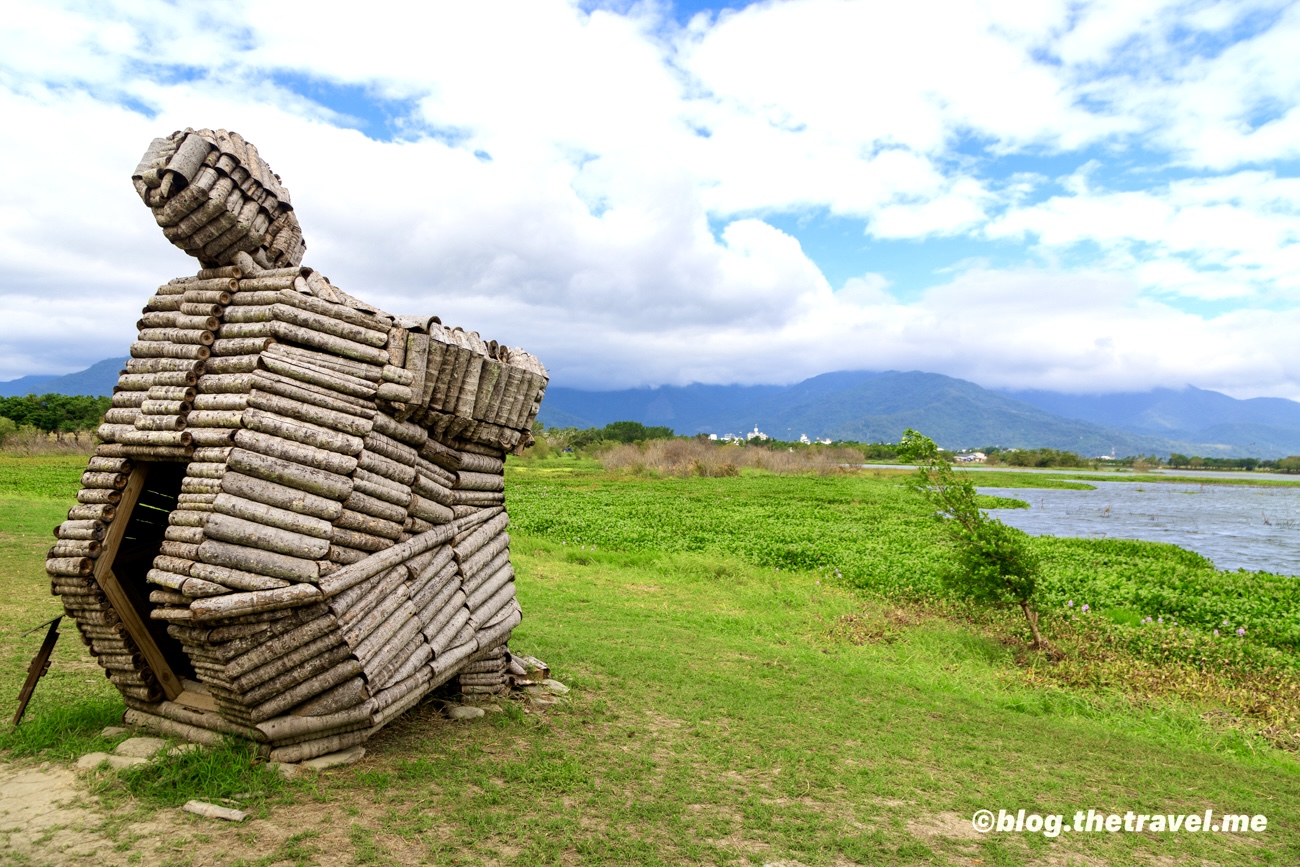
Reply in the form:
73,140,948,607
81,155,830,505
507,462,1300,662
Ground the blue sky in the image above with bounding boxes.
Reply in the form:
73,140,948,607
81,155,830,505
1,0,1298,398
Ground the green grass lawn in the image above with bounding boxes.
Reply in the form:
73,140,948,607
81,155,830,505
1,453,1297,865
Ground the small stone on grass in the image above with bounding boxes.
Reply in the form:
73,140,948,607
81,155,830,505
447,705,485,720
114,737,166,758
542,679,570,695
100,726,127,738
76,752,149,771
182,800,246,822
269,762,299,780
301,746,365,770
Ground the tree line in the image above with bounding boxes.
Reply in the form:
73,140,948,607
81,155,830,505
0,394,112,436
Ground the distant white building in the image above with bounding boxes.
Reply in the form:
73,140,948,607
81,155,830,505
799,433,810,444
707,433,718,441
746,425,770,442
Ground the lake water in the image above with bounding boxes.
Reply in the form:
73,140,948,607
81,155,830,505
979,480,1300,576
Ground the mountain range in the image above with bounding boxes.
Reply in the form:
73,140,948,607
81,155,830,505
5,360,1300,458
538,371,1300,458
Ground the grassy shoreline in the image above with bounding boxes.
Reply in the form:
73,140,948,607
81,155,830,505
2,453,1298,864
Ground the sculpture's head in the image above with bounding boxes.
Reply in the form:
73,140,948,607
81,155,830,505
133,128,305,271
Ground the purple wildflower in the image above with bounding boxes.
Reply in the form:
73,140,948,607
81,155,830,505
1237,627,1246,636
1081,603,1090,613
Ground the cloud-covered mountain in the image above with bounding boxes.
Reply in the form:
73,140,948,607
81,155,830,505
540,371,1300,459
0,358,124,398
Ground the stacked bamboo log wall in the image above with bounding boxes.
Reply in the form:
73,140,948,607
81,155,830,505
45,130,548,761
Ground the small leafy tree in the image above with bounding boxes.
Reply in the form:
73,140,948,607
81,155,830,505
898,428,1048,649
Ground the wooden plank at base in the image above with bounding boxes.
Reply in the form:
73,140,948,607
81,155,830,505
93,464,183,701
175,680,219,712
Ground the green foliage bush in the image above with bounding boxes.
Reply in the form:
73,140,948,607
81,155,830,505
0,393,111,434
897,429,1046,647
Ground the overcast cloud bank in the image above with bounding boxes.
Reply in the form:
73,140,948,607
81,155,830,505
1,0,1298,398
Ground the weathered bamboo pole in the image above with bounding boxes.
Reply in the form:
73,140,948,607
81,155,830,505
203,355,259,374
227,448,354,501
331,566,407,627
187,428,237,448
421,596,467,647
338,582,408,645
362,430,417,466
267,728,371,764
329,526,390,553
117,371,197,390
459,536,511,583
269,321,389,365
48,539,102,559
293,675,370,717
475,602,523,652
335,509,404,541
255,704,373,743
419,437,461,472
192,394,249,412
274,290,392,334
259,353,376,400
350,468,412,508
317,525,454,597
405,515,435,535
250,658,362,722
366,624,428,688
76,488,122,506
453,490,505,507
266,343,383,382
212,492,332,539
355,608,422,671
458,452,505,475
232,429,358,476
196,539,320,584
454,513,510,561
430,633,479,675
407,494,453,525
205,512,332,560
413,573,462,625
247,391,373,438
224,615,335,679
341,489,407,524
252,372,377,419
466,566,515,615
241,408,365,457
327,545,368,565
240,643,353,706
270,303,390,349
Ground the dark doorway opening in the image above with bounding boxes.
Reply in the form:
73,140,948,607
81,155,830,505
107,461,196,684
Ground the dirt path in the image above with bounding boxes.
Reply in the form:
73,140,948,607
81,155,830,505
0,762,370,867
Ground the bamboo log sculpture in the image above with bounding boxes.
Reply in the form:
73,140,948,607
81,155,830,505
47,129,550,761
